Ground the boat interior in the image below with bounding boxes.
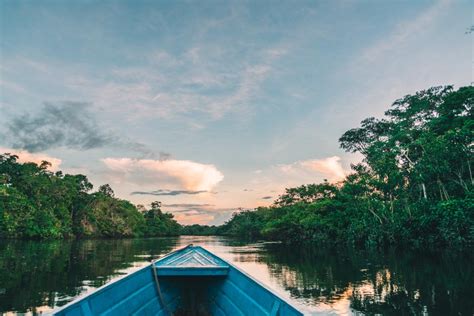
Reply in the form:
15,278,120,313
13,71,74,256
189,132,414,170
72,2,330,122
54,246,300,316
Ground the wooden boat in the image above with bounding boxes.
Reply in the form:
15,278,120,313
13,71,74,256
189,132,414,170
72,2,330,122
53,245,303,316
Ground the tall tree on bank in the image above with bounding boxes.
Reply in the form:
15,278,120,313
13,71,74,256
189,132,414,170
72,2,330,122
222,86,473,249
340,86,473,203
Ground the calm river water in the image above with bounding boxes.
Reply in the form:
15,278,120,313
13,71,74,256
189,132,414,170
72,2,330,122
0,236,472,315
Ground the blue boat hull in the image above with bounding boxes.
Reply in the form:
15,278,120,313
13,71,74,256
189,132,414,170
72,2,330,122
53,246,303,315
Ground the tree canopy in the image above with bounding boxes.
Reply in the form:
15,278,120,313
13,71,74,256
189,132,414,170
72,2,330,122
220,86,473,249
0,154,180,238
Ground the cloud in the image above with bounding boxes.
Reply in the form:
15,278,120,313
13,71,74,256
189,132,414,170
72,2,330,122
163,203,215,207
3,101,111,152
131,190,207,196
71,44,286,123
95,62,274,121
164,205,242,225
278,156,347,182
205,64,272,119
179,210,202,216
102,158,224,191
3,101,153,156
0,147,62,171
361,0,451,63
2,41,288,130
173,212,215,225
164,205,239,214
0,79,28,94
300,156,346,180
250,156,348,196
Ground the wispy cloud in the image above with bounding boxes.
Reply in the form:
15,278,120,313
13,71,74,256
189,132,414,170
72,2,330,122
164,204,242,225
163,203,215,207
206,64,271,119
361,0,451,63
102,157,224,191
1,34,289,130
68,45,286,122
104,47,286,119
131,190,207,196
173,212,214,225
165,206,239,213
0,79,28,94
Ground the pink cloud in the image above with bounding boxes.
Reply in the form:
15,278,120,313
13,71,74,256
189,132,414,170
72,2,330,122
101,157,224,191
278,156,347,182
299,156,346,181
0,147,62,171
173,212,214,225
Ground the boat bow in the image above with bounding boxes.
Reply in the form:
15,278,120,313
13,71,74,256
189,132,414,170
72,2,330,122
155,245,229,276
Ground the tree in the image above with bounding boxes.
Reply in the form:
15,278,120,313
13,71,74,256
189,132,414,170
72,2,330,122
220,86,474,249
143,201,180,236
98,184,114,197
0,155,180,239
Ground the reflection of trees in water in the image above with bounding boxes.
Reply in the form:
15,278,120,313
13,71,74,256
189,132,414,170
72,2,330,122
260,244,365,306
0,238,178,314
350,251,474,316
225,240,268,264
1,238,472,315
260,244,473,315
350,269,426,315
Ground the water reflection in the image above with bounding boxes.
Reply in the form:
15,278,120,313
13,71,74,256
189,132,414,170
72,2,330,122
0,237,472,315
259,244,473,315
0,238,179,314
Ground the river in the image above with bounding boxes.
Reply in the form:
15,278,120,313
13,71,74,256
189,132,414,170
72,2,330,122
0,236,472,315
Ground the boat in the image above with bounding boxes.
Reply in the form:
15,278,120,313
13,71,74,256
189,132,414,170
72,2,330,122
53,245,303,316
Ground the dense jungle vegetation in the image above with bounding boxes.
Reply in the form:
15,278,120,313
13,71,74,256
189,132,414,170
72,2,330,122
221,86,473,249
0,159,180,239
1,85,472,249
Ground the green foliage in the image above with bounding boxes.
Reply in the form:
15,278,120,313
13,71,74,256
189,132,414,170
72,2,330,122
221,209,266,240
142,201,181,237
78,196,146,238
220,86,473,250
181,224,221,236
0,154,180,239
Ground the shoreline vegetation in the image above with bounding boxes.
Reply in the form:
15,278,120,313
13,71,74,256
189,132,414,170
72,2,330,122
1,86,473,250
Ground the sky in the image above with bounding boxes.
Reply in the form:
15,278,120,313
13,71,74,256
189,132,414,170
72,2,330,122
0,0,472,225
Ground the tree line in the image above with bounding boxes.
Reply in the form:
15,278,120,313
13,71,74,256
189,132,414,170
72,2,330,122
1,85,472,249
0,156,180,238
219,86,473,249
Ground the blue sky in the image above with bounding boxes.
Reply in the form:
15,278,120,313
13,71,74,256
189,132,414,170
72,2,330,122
0,0,471,224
